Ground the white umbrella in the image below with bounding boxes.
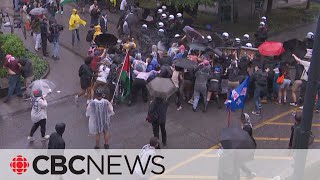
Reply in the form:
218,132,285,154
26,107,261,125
29,8,48,16
28,79,56,96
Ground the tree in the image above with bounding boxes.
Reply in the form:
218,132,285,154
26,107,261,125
306,0,311,9
266,0,273,14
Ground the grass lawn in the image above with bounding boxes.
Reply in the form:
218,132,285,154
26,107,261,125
191,2,320,38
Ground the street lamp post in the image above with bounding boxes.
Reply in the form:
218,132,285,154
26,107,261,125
292,17,320,179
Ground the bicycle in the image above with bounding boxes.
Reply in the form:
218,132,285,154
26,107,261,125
108,0,118,14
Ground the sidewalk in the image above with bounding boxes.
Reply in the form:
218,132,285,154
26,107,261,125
0,2,124,118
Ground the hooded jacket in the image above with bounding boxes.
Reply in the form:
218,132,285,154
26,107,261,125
48,123,66,149
93,25,102,40
69,9,86,31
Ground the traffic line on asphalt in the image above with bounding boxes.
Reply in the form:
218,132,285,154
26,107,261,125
254,137,320,143
152,108,297,179
265,122,320,127
253,108,298,129
154,175,269,180
199,154,293,160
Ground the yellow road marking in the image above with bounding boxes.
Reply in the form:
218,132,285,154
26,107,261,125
254,137,320,143
152,108,297,179
154,175,269,180
253,109,297,129
265,122,320,127
200,154,293,160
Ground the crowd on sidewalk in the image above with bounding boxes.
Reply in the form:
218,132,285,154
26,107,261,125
2,0,319,152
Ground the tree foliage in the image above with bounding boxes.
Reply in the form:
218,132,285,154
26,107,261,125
163,0,216,8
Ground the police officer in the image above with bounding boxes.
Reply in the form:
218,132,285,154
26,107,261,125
254,22,268,47
233,38,241,48
241,34,250,46
222,32,233,47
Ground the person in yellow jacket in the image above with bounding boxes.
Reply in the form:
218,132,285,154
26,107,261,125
69,9,86,46
93,25,102,41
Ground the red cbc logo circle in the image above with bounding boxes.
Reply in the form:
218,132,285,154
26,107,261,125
10,155,30,175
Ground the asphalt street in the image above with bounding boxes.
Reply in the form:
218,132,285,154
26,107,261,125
1,1,320,150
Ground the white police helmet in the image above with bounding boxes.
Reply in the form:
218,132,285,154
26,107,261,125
142,24,147,29
169,15,174,20
174,34,180,38
243,34,250,39
262,16,267,21
246,43,253,48
176,13,182,18
235,38,241,43
306,32,314,39
260,22,265,26
158,29,165,33
161,14,167,19
157,9,163,14
158,22,164,28
222,32,229,38
162,6,166,10
207,35,212,41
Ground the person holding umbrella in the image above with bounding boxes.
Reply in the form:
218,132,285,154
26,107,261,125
147,97,169,147
69,9,86,46
31,17,41,52
28,89,50,142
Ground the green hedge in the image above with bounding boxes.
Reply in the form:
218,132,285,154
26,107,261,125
0,34,48,79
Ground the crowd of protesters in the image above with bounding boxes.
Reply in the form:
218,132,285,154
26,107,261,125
3,0,318,150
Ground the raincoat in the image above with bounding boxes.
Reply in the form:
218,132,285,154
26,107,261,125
48,123,66,149
69,9,86,31
86,98,115,134
93,25,102,40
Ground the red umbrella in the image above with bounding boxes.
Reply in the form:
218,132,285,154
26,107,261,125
258,41,285,56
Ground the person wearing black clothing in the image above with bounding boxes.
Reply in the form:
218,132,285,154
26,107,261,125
251,68,269,116
18,58,34,99
48,123,66,149
149,97,169,146
254,23,268,47
40,18,48,56
288,112,302,148
75,57,97,104
207,65,222,109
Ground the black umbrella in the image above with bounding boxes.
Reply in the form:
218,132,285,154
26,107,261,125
183,26,205,42
146,77,177,99
220,128,256,149
125,13,138,26
173,58,197,70
283,39,306,64
94,33,118,47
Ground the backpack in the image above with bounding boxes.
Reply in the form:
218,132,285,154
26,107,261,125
78,64,85,77
86,29,94,42
47,33,54,43
257,72,268,86
146,102,159,123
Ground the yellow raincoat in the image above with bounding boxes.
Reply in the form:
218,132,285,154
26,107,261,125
69,9,86,31
93,25,102,40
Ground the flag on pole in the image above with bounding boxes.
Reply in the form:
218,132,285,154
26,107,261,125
60,0,77,6
120,53,131,98
226,76,250,112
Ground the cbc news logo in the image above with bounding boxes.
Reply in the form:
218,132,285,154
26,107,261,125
10,155,30,175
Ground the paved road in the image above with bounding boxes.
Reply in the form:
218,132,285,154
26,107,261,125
1,1,320,150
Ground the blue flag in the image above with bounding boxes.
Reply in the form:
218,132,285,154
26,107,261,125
226,76,250,112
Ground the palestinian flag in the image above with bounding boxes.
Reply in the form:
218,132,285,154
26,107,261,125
120,53,131,99
60,0,77,6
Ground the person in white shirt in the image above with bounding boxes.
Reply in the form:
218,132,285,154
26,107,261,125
120,0,127,15
134,137,160,178
292,54,311,109
28,89,50,142
93,60,110,96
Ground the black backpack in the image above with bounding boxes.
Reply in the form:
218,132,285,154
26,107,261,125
257,71,268,86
